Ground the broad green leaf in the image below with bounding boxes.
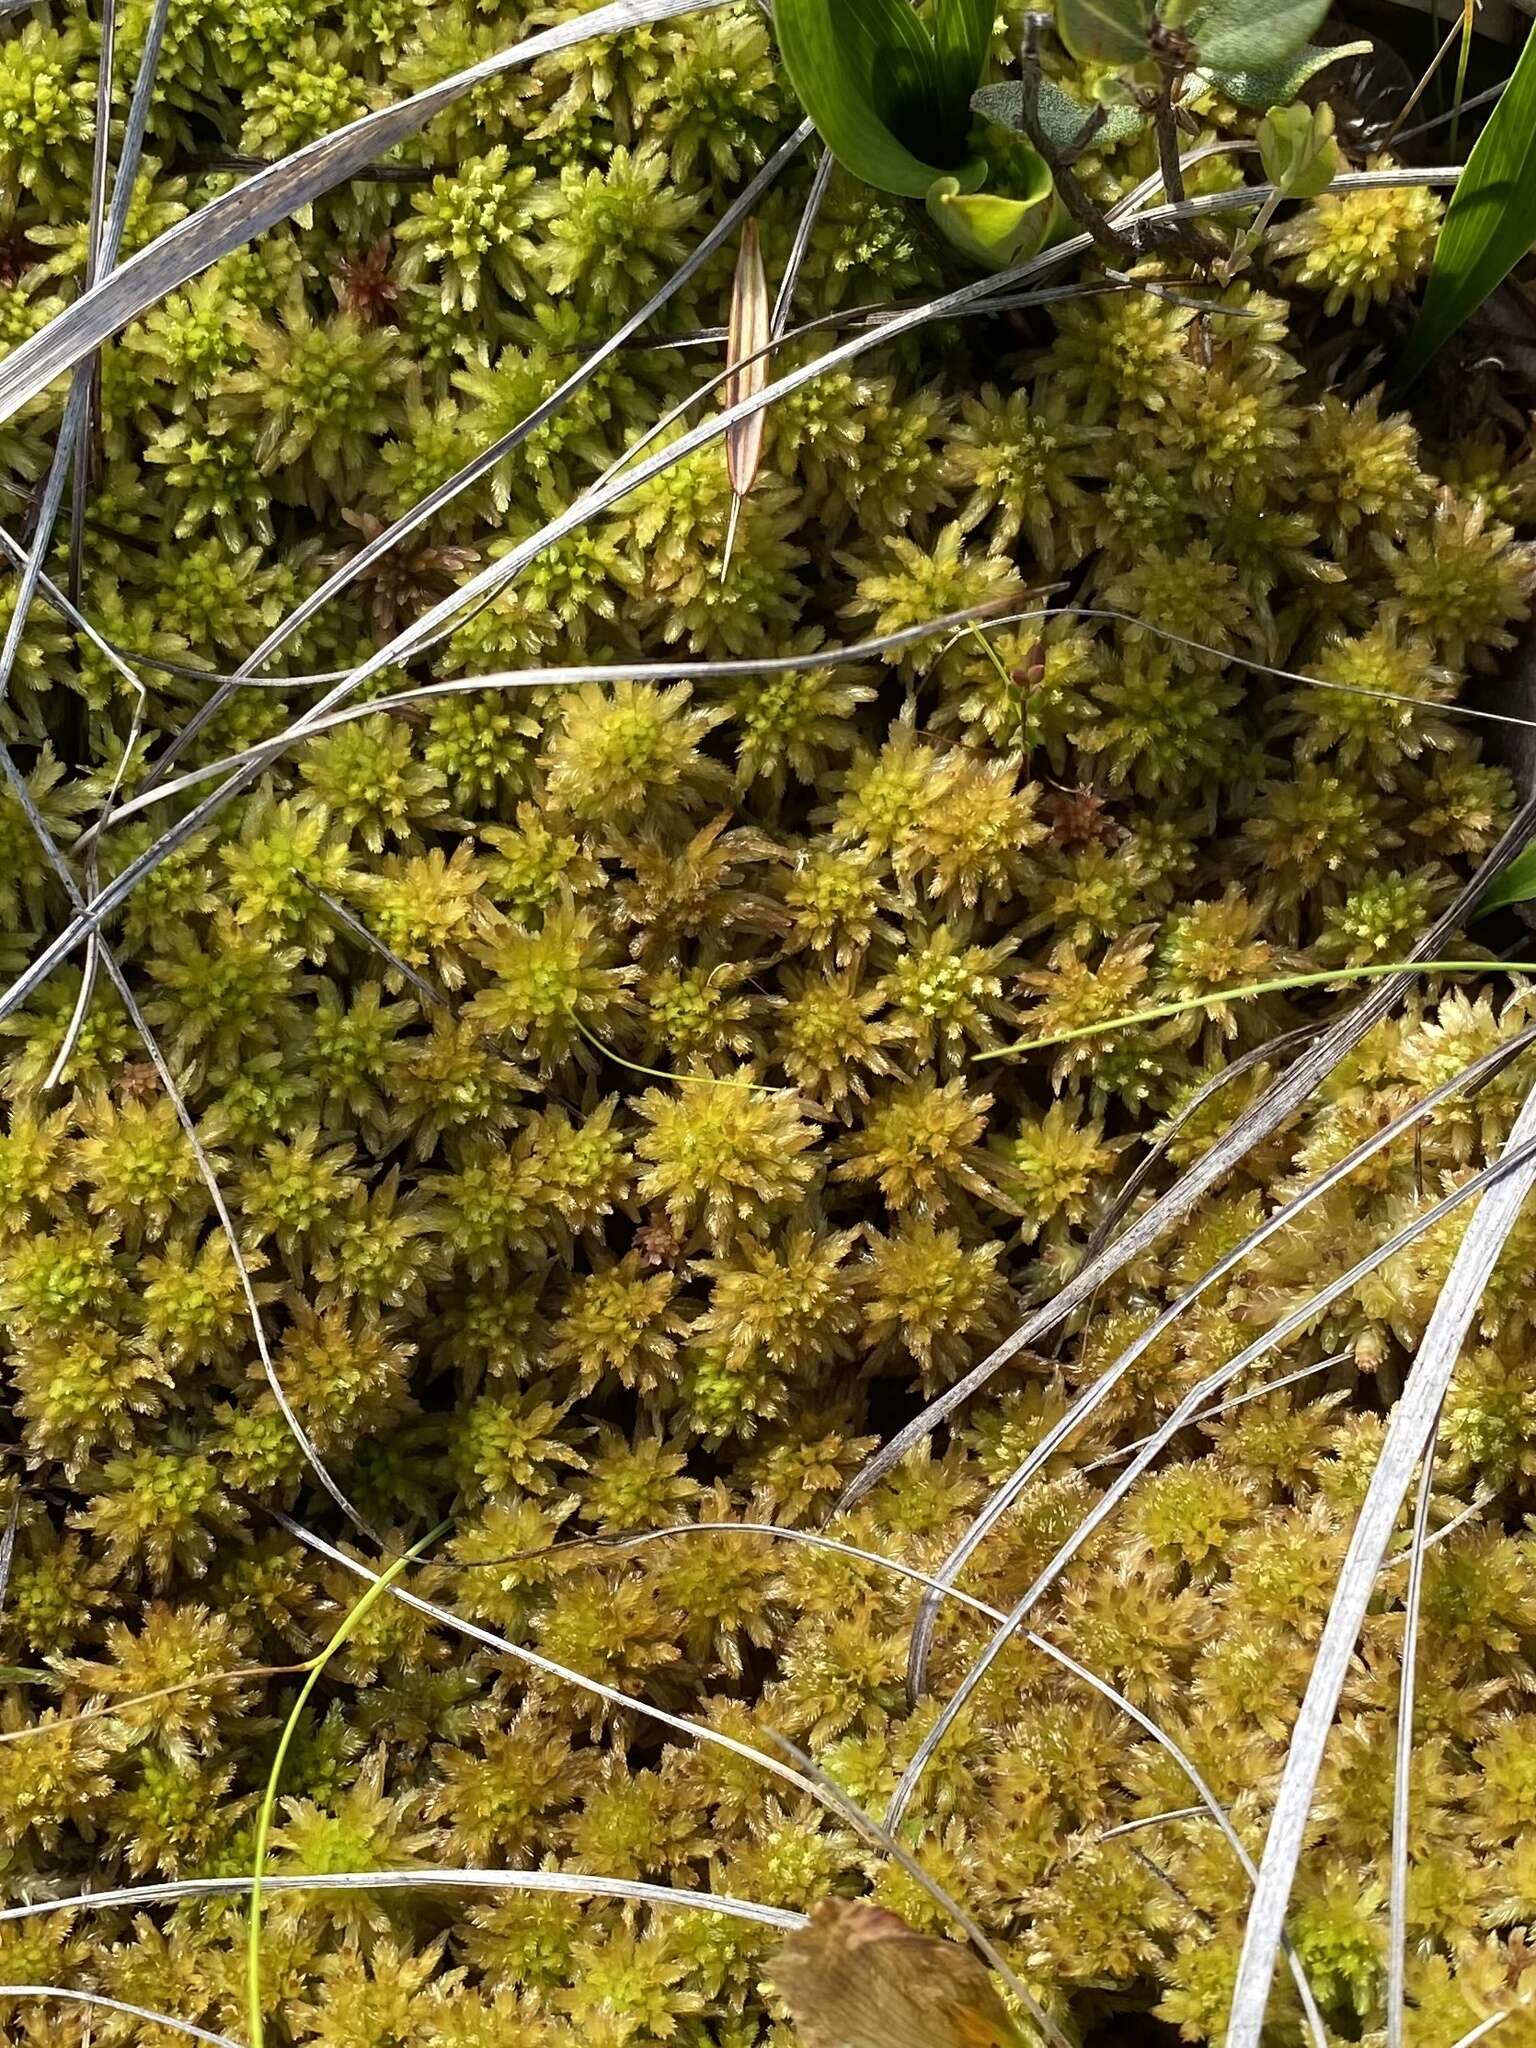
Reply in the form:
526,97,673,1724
1188,0,1331,71
971,77,1145,152
927,168,1052,268
775,0,952,194
1399,30,1536,384
1257,100,1341,200
1477,845,1536,917
1195,37,1370,110
928,0,995,144
843,0,943,154
1056,0,1148,67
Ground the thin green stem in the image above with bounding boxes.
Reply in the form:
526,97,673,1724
977,958,1536,1059
247,1520,449,2048
572,1014,786,1094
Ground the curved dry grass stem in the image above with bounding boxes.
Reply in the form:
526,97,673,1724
884,1104,1536,1842
275,1512,826,1804
0,1986,243,2048
902,1022,1536,1706
0,1870,807,1931
1080,1354,1349,1476
1388,1425,1442,2048
82,605,1018,834
1228,1078,1536,2048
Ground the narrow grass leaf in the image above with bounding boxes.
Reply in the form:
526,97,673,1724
1477,841,1536,913
248,1522,450,2048
1399,28,1536,383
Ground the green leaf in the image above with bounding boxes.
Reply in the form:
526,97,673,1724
971,77,1145,152
775,0,953,195
0,1666,47,1684
1196,37,1370,110
928,0,994,139
1399,31,1536,385
926,174,1054,268
1257,100,1341,200
1188,0,1331,71
1055,0,1148,66
1477,845,1536,917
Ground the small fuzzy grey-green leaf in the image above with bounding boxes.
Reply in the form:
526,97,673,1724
1196,37,1370,110
1189,0,1331,72
971,77,1145,152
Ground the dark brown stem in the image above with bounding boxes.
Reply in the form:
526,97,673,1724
1141,63,1226,264
1152,71,1187,208
1017,62,1138,269
1057,98,1109,169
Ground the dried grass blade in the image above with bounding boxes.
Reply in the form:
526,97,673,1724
0,1872,807,1932
0,1490,18,1619
1228,1077,1536,2048
724,218,770,501
903,1018,1536,1703
0,1988,240,2048
885,1100,1536,1837
1387,1425,1441,2048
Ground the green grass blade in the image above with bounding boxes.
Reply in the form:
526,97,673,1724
247,1521,449,2048
927,0,992,137
1477,841,1536,913
1399,26,1536,384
